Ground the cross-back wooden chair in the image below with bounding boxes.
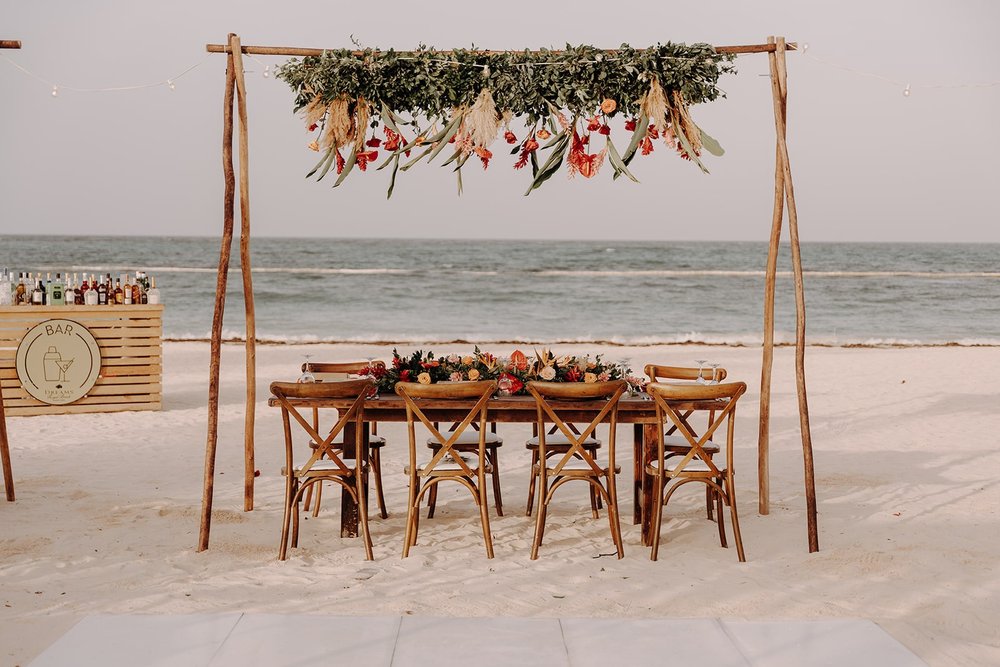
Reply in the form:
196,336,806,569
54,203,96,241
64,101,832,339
526,380,627,560
645,381,747,562
396,380,498,559
270,378,375,561
426,419,504,518
645,363,729,521
525,421,603,518
300,360,388,520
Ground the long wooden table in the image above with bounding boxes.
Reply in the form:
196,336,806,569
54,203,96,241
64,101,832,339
267,392,725,547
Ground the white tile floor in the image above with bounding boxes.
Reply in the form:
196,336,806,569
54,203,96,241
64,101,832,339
29,614,926,667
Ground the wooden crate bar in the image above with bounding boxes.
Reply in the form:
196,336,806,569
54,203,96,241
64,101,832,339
0,305,163,416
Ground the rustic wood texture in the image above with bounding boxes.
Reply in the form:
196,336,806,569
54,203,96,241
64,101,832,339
0,306,163,417
198,43,237,553
206,42,796,57
230,34,258,514
0,380,12,501
0,40,21,49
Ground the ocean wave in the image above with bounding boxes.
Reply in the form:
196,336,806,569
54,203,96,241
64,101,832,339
32,266,1000,279
163,330,1000,349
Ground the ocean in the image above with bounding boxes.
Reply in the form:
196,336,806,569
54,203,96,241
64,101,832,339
2,236,998,347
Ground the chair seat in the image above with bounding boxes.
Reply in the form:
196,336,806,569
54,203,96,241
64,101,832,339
526,433,601,448
647,455,727,474
537,459,620,474
405,455,492,475
426,431,503,447
663,434,719,454
311,434,386,449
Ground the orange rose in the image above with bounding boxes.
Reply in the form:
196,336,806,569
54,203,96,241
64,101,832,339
537,128,551,140
417,372,432,385
467,368,481,381
600,98,617,114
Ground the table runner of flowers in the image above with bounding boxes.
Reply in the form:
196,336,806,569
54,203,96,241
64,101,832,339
357,348,648,396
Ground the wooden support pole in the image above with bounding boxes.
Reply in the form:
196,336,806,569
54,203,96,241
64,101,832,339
0,384,13,501
229,34,257,513
0,40,21,49
758,37,786,516
205,42,796,58
769,36,819,552
198,39,238,552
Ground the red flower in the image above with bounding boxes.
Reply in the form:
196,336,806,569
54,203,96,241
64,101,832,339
383,127,401,151
420,360,440,369
586,116,601,132
498,372,524,395
366,136,382,148
355,150,379,171
392,356,404,368
565,368,582,382
335,150,346,174
399,370,411,382
640,137,654,156
514,136,540,170
625,118,637,132
308,123,318,132
475,146,493,169
598,124,611,136
647,124,660,140
504,130,517,144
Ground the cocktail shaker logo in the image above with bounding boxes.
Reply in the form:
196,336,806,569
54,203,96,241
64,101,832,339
15,319,101,405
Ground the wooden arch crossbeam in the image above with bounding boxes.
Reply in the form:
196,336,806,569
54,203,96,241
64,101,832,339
196,34,818,554
0,38,21,503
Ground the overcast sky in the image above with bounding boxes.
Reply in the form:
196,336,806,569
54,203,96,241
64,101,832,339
1,1,998,242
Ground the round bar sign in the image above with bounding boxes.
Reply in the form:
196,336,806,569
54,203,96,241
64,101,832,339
15,319,102,405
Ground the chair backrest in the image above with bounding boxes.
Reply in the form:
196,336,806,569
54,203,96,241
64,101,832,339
645,381,746,476
644,363,728,383
526,380,627,475
303,359,385,376
270,378,374,476
395,381,498,477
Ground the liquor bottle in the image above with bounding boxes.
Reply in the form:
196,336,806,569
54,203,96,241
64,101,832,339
97,276,108,305
51,273,65,306
113,279,124,305
147,276,161,305
65,276,76,306
85,276,99,305
32,280,44,305
15,273,27,305
131,276,142,305
79,275,89,303
123,277,133,305
44,273,52,305
0,268,11,306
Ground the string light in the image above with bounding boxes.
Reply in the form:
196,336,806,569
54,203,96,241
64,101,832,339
801,42,810,53
903,83,911,97
263,64,270,78
1,54,209,95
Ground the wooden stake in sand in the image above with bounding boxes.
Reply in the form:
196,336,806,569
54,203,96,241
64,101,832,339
230,34,258,513
198,38,237,552
766,35,819,552
1,38,20,502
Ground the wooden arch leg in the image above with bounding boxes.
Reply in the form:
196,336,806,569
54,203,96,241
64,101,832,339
1,386,13,502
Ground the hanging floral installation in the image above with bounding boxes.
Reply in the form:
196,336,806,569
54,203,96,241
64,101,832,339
277,44,736,197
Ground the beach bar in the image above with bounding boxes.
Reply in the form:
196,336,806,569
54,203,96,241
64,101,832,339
0,305,163,416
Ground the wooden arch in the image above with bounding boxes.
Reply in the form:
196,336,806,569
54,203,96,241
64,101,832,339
0,39,22,503
196,34,818,554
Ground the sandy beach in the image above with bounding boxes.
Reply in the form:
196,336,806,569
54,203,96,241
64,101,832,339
1,341,998,666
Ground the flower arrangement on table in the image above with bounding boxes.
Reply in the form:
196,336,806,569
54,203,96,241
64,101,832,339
358,348,648,397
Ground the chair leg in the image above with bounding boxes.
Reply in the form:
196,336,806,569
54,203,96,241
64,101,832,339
590,446,603,510
605,475,624,559
726,474,746,562
427,483,438,519
371,448,388,519
530,474,549,560
706,485,715,521
715,482,728,548
478,483,495,559
402,476,418,558
312,481,323,518
302,482,314,514
650,471,666,561
278,477,295,560
525,450,539,516
489,447,504,517
291,485,303,549
355,474,374,561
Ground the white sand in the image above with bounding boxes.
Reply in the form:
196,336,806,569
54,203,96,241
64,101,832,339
1,342,998,666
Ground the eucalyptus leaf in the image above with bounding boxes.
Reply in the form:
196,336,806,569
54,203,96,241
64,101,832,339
332,147,357,187
307,148,334,180
607,138,639,183
386,154,400,199
698,126,725,157
400,145,433,171
674,119,710,174
621,114,650,166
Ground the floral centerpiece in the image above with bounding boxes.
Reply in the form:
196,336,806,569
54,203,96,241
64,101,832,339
360,347,647,396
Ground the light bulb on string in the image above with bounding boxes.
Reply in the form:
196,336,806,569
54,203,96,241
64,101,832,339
903,83,911,97
263,64,270,78
167,79,175,90
801,42,809,53
51,85,58,97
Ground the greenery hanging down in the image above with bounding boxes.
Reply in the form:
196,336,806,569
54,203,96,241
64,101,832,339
276,43,736,197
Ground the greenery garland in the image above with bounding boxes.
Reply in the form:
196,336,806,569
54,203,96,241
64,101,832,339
277,43,736,196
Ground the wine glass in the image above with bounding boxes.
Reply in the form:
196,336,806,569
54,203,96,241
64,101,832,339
709,363,721,384
297,353,316,383
694,359,707,384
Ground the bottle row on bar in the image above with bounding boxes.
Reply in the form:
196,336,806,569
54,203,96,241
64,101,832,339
0,269,162,307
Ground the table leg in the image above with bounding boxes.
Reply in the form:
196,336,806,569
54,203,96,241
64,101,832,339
340,422,369,538
633,424,642,525
641,423,658,547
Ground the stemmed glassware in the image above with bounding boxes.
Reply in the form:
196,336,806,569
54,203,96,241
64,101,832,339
297,353,316,383
695,359,708,384
709,363,721,384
